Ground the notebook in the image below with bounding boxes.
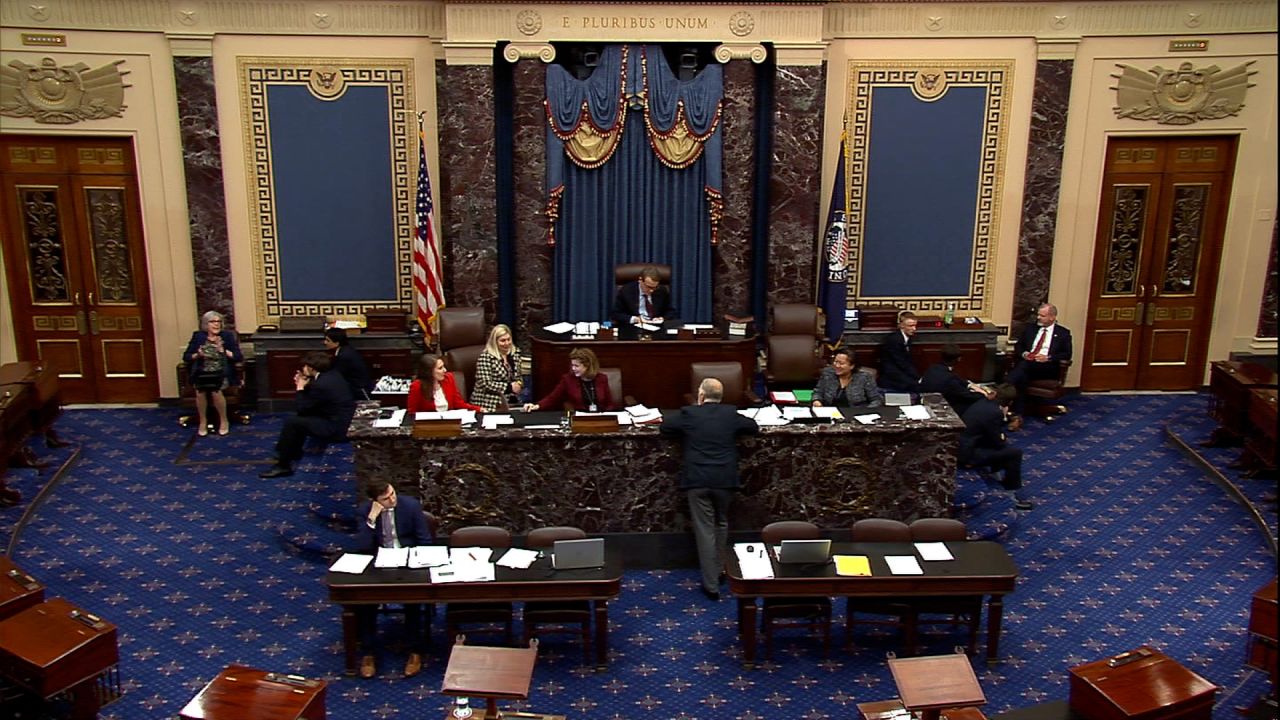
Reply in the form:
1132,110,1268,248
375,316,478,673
551,538,605,569
776,539,832,564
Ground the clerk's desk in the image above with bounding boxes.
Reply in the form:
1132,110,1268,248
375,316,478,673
0,557,44,620
726,540,1018,668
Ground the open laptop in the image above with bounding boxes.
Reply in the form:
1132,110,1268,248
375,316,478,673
884,392,914,407
776,538,832,564
551,538,605,570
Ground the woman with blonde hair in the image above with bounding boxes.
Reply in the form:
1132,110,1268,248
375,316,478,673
470,324,524,412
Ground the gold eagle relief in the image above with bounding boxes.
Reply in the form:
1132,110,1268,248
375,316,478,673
1112,61,1255,125
1,57,130,124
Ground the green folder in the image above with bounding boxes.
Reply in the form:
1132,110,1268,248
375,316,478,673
792,390,814,403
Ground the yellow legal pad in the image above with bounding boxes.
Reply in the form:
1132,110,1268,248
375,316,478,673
834,555,872,576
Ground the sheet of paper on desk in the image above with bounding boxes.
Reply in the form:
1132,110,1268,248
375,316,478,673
812,406,844,420
782,406,814,420
627,404,663,423
496,548,538,569
636,322,660,332
481,414,514,430
408,546,450,568
543,322,574,334
914,542,954,561
732,543,774,579
373,409,407,428
329,553,374,574
429,565,461,583
375,547,409,568
900,405,931,420
414,411,443,421
752,405,789,426
834,555,872,576
885,555,924,575
439,409,477,424
854,413,879,425
574,321,600,335
454,562,496,582
450,547,494,564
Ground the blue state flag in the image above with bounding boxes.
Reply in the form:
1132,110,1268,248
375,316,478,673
817,136,849,344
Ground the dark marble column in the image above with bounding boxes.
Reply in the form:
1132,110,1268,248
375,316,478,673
714,60,757,321
1010,59,1073,340
436,61,499,323
1258,219,1278,339
173,57,234,327
511,59,553,340
768,63,825,305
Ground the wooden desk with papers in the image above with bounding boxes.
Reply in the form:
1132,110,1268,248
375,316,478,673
325,548,623,673
726,541,1018,668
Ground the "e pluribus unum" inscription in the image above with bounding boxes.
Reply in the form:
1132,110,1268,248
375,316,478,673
565,15,710,30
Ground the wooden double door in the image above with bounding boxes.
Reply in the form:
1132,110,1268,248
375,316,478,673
1081,136,1236,391
0,135,158,403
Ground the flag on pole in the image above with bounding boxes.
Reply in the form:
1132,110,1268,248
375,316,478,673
817,133,849,345
413,119,445,341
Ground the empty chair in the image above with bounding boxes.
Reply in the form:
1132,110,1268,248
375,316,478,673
598,367,636,408
522,526,592,664
688,361,760,407
908,518,967,542
850,518,912,542
846,518,913,649
908,518,982,655
438,307,487,397
764,304,825,393
771,304,821,336
446,525,514,645
760,521,832,659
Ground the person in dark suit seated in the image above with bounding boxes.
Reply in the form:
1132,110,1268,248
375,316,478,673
522,347,615,412
959,383,1032,511
660,378,760,601
259,351,355,478
184,310,244,437
611,265,678,328
1006,303,1072,427
920,344,994,417
407,353,482,414
812,347,881,410
878,311,920,392
324,327,373,401
353,480,433,678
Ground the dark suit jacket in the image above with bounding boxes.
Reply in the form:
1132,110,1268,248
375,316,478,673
919,362,980,417
1012,323,1073,382
611,282,678,326
354,494,433,552
184,330,243,386
533,372,614,411
297,369,356,440
659,402,759,490
958,397,1007,463
332,346,373,400
878,330,919,392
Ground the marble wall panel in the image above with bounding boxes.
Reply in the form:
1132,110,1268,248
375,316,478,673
1259,219,1278,339
436,61,499,323
714,60,757,321
512,59,553,340
1011,59,1072,340
173,57,234,328
768,64,824,305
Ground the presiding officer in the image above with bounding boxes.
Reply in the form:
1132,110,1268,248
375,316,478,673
660,378,759,601
259,351,355,478
611,265,678,327
353,480,433,678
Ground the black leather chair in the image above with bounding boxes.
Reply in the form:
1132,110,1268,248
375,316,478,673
687,361,761,407
845,518,913,648
438,307,486,397
760,521,832,659
522,526,592,664
908,518,982,654
445,525,514,645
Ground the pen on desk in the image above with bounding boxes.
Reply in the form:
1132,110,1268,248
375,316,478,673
468,551,477,561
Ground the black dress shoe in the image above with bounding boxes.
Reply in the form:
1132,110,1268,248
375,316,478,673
259,465,294,479
701,587,720,601
1013,499,1034,511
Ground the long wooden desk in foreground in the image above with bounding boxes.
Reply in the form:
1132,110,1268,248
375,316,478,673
325,549,623,673
725,541,1018,668
349,396,965,535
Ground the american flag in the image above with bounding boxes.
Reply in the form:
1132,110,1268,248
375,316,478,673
413,122,445,341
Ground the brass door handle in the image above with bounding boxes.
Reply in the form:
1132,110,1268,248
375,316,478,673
1150,284,1159,298
88,292,96,305
1137,285,1144,298
74,291,82,304
1134,302,1144,325
76,309,87,336
89,310,100,335
1146,303,1156,326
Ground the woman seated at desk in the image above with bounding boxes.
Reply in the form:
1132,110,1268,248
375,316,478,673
522,347,614,412
407,354,482,414
811,347,882,410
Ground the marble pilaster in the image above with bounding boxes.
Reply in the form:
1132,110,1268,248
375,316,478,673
1258,219,1278,339
173,57,234,327
767,63,824,305
512,59,553,340
1011,59,1072,340
714,60,756,321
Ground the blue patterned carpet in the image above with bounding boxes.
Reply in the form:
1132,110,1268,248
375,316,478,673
1,394,1274,719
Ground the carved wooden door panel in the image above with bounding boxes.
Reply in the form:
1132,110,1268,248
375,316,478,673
1081,136,1234,391
0,136,158,403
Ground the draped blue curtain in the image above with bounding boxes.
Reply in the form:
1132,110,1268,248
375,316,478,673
547,45,722,323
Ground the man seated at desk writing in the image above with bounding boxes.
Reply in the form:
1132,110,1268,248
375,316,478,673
611,265,678,328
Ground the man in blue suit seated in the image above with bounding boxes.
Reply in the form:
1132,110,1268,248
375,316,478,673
959,384,1032,511
1006,303,1072,428
611,265,678,328
878,311,920,392
353,481,433,678
260,351,355,478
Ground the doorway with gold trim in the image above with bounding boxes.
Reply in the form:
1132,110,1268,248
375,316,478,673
1080,135,1236,391
0,135,158,403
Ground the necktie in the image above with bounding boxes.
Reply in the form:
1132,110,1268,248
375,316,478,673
380,511,396,548
643,293,654,318
1030,328,1047,356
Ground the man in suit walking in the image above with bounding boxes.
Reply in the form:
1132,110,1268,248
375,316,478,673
353,481,434,678
611,265,679,328
879,311,920,392
960,383,1032,511
1007,303,1072,426
660,378,759,600
259,351,355,478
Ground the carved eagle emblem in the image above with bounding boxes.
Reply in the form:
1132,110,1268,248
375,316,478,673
1112,61,1255,125
0,57,129,124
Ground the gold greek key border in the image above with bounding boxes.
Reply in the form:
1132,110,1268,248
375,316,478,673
237,57,416,323
844,60,1012,317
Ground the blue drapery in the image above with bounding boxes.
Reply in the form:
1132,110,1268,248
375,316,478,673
546,45,722,323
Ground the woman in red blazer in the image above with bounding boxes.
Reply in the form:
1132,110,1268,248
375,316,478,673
522,347,614,412
407,354,482,414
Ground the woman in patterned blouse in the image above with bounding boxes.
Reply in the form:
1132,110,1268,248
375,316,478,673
469,324,524,412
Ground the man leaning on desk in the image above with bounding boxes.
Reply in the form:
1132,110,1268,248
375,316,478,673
353,481,433,679
611,265,679,327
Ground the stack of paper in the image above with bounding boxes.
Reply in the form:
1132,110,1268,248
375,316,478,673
749,405,789,426
408,546,450,568
481,414,515,430
901,405,932,420
732,543,774,579
782,406,814,420
543,322,574,334
373,409,407,428
375,547,409,567
812,406,844,420
626,404,663,424
769,391,797,404
329,553,373,574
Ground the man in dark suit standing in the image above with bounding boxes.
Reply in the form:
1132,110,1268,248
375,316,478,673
260,351,355,478
660,378,759,600
611,265,678,328
1007,303,1072,426
324,327,373,400
920,344,993,417
879,311,920,392
960,383,1032,511
353,481,433,678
